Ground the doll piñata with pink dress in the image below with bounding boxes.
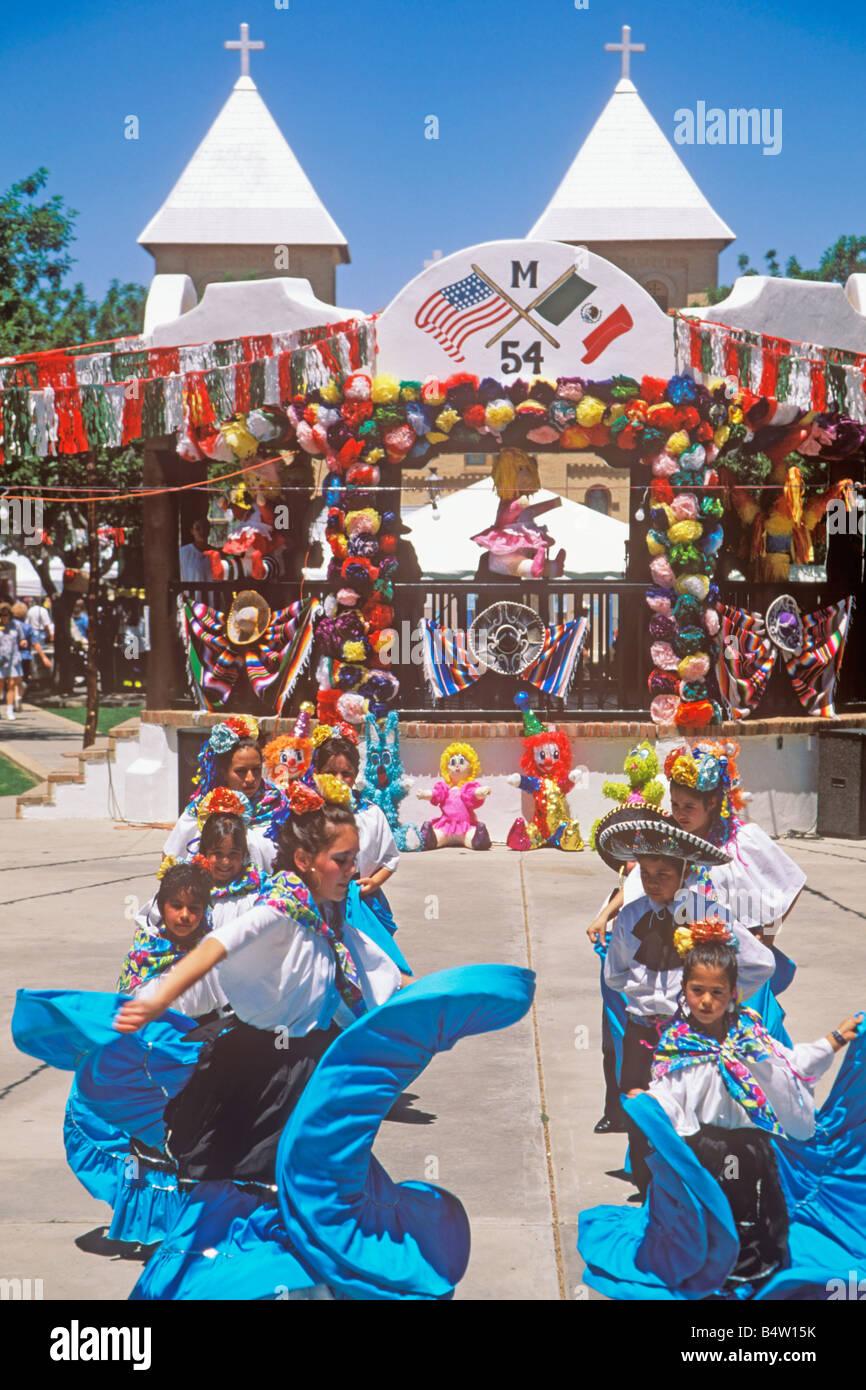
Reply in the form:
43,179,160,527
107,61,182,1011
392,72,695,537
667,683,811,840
471,448,565,579
506,694,584,850
418,742,492,850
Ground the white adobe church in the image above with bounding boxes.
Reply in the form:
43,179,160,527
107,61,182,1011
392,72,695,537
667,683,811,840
139,21,737,334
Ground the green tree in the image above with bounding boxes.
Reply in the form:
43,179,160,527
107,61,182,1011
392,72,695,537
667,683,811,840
0,446,144,704
704,237,866,304
0,168,78,354
0,168,146,354
815,236,866,283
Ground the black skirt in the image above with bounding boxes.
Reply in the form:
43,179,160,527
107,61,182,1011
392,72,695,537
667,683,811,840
685,1124,789,1286
163,1015,341,1187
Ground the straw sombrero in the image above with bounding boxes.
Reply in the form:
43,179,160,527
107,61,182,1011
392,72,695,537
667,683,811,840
226,590,271,647
595,805,731,872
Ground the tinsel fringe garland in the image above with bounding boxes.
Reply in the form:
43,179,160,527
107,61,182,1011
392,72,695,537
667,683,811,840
674,314,866,424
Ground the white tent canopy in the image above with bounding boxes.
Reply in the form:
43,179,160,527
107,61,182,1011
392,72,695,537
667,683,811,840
403,477,628,579
1,551,64,598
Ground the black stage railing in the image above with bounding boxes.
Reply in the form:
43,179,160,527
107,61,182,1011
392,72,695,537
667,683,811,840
165,577,865,720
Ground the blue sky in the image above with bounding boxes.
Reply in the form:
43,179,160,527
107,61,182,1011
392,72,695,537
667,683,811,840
3,0,864,314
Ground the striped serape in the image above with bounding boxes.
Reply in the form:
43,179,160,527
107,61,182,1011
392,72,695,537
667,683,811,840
184,598,317,712
522,617,589,698
786,598,852,718
717,598,852,720
421,616,589,701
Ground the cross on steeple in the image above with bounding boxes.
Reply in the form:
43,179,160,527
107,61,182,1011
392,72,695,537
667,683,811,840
225,21,265,79
604,24,645,81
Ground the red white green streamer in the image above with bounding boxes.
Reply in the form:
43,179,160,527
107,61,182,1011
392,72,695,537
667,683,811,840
674,314,866,423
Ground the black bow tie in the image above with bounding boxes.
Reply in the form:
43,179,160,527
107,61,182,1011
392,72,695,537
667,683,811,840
632,907,681,972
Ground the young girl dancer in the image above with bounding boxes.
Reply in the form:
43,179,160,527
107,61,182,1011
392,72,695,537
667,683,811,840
646,927,860,1287
118,861,215,1007
163,717,289,871
594,805,774,1195
115,779,408,1189
63,859,218,1249
306,725,401,934
138,805,263,1018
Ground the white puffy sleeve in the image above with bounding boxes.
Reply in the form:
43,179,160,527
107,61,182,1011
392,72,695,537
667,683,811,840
746,1036,835,1141
648,1069,703,1137
247,826,277,871
210,903,336,1033
622,865,643,906
355,805,400,879
137,970,229,1017
731,921,775,1000
603,913,636,993
785,1036,836,1082
711,823,806,931
163,809,199,860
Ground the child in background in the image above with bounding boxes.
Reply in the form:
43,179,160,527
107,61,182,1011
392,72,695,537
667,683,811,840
310,725,400,934
647,928,861,1287
118,861,226,1020
141,808,263,1017
164,719,288,871
588,742,805,942
197,811,264,921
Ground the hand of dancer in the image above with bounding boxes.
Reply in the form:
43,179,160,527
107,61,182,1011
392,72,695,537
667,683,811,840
114,997,165,1032
586,886,624,943
830,1013,863,1049
586,913,607,945
114,936,228,1032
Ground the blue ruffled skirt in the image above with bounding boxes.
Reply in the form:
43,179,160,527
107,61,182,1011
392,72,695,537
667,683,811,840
13,965,535,1300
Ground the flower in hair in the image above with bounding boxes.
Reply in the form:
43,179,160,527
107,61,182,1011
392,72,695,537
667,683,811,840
209,715,260,753
286,781,325,815
313,773,353,807
195,787,253,829
156,854,178,880
674,918,738,958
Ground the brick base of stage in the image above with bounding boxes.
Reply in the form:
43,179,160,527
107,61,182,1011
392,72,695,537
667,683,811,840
117,710,866,840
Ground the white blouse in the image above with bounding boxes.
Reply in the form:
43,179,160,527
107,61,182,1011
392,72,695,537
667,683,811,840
709,822,805,934
162,809,276,872
622,823,805,934
603,883,775,1022
210,899,402,1033
650,1034,835,1140
354,802,400,879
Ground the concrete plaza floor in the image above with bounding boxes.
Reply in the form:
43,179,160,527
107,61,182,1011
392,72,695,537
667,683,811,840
1,819,864,1301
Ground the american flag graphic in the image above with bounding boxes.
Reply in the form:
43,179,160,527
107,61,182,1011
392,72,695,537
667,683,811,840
414,271,511,362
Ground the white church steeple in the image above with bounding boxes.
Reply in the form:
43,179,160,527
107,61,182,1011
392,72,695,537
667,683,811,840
529,26,734,308
138,25,349,301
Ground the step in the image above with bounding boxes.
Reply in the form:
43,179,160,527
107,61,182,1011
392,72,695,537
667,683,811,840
16,780,53,812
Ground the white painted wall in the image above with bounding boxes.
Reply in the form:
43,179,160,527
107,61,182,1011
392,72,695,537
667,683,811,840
23,720,820,841
122,722,180,824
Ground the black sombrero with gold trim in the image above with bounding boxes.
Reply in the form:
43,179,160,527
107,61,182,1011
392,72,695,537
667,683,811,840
594,805,731,873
